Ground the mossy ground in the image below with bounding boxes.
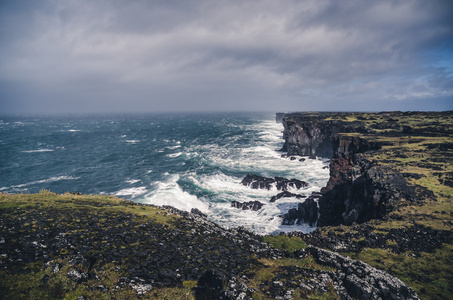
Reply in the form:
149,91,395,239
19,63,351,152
0,191,193,299
0,192,334,299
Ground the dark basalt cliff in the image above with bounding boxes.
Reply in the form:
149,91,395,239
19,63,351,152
279,113,432,227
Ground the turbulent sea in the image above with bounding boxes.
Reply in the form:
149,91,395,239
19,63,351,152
0,113,329,234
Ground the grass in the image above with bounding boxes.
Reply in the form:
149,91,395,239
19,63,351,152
0,190,180,227
263,235,306,252
247,257,338,300
345,244,453,300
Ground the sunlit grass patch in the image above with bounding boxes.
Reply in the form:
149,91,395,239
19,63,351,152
263,235,306,252
344,244,453,300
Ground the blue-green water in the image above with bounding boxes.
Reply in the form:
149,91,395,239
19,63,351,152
0,112,329,234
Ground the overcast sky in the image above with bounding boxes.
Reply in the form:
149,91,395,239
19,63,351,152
1,0,452,114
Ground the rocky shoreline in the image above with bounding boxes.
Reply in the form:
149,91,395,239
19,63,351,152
1,111,451,299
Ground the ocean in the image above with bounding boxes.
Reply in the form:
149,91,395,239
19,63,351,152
0,112,329,234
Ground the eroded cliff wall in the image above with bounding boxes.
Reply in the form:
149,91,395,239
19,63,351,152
280,113,416,227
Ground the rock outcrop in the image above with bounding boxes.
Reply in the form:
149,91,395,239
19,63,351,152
231,200,264,211
282,197,318,226
306,245,419,300
241,173,308,191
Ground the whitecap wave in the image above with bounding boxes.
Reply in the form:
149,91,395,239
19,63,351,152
139,175,209,213
166,152,182,158
115,186,148,197
22,149,54,153
125,179,140,184
8,176,79,189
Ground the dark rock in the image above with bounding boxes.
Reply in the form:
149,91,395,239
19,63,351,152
270,191,305,203
241,173,275,190
41,274,50,284
307,246,419,300
231,201,264,211
67,270,88,283
282,197,318,226
241,173,308,191
193,270,224,300
191,208,207,218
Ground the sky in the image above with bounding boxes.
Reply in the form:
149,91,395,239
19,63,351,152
0,0,452,114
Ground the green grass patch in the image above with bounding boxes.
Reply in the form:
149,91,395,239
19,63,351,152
0,192,179,227
345,244,453,300
263,235,306,252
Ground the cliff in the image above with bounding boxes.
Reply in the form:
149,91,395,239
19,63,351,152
280,111,453,300
280,112,448,227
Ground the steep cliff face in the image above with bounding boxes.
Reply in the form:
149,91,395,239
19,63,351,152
316,135,402,226
280,114,415,227
280,116,342,158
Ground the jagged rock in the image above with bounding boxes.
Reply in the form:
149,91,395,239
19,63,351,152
307,245,419,300
231,201,264,211
67,270,89,283
220,277,254,300
241,174,275,190
193,270,224,300
129,282,153,295
279,112,439,227
191,208,207,218
241,173,308,191
282,197,318,226
270,191,305,203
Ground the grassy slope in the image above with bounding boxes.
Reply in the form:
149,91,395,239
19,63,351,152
0,191,194,299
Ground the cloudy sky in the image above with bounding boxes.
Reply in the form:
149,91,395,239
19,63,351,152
1,0,452,114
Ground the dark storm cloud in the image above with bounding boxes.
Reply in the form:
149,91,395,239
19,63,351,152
0,0,452,114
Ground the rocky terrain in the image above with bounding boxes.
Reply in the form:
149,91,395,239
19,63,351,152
0,192,419,299
278,111,453,299
1,111,451,299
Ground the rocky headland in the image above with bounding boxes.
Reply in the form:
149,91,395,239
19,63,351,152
278,111,453,299
1,111,451,299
